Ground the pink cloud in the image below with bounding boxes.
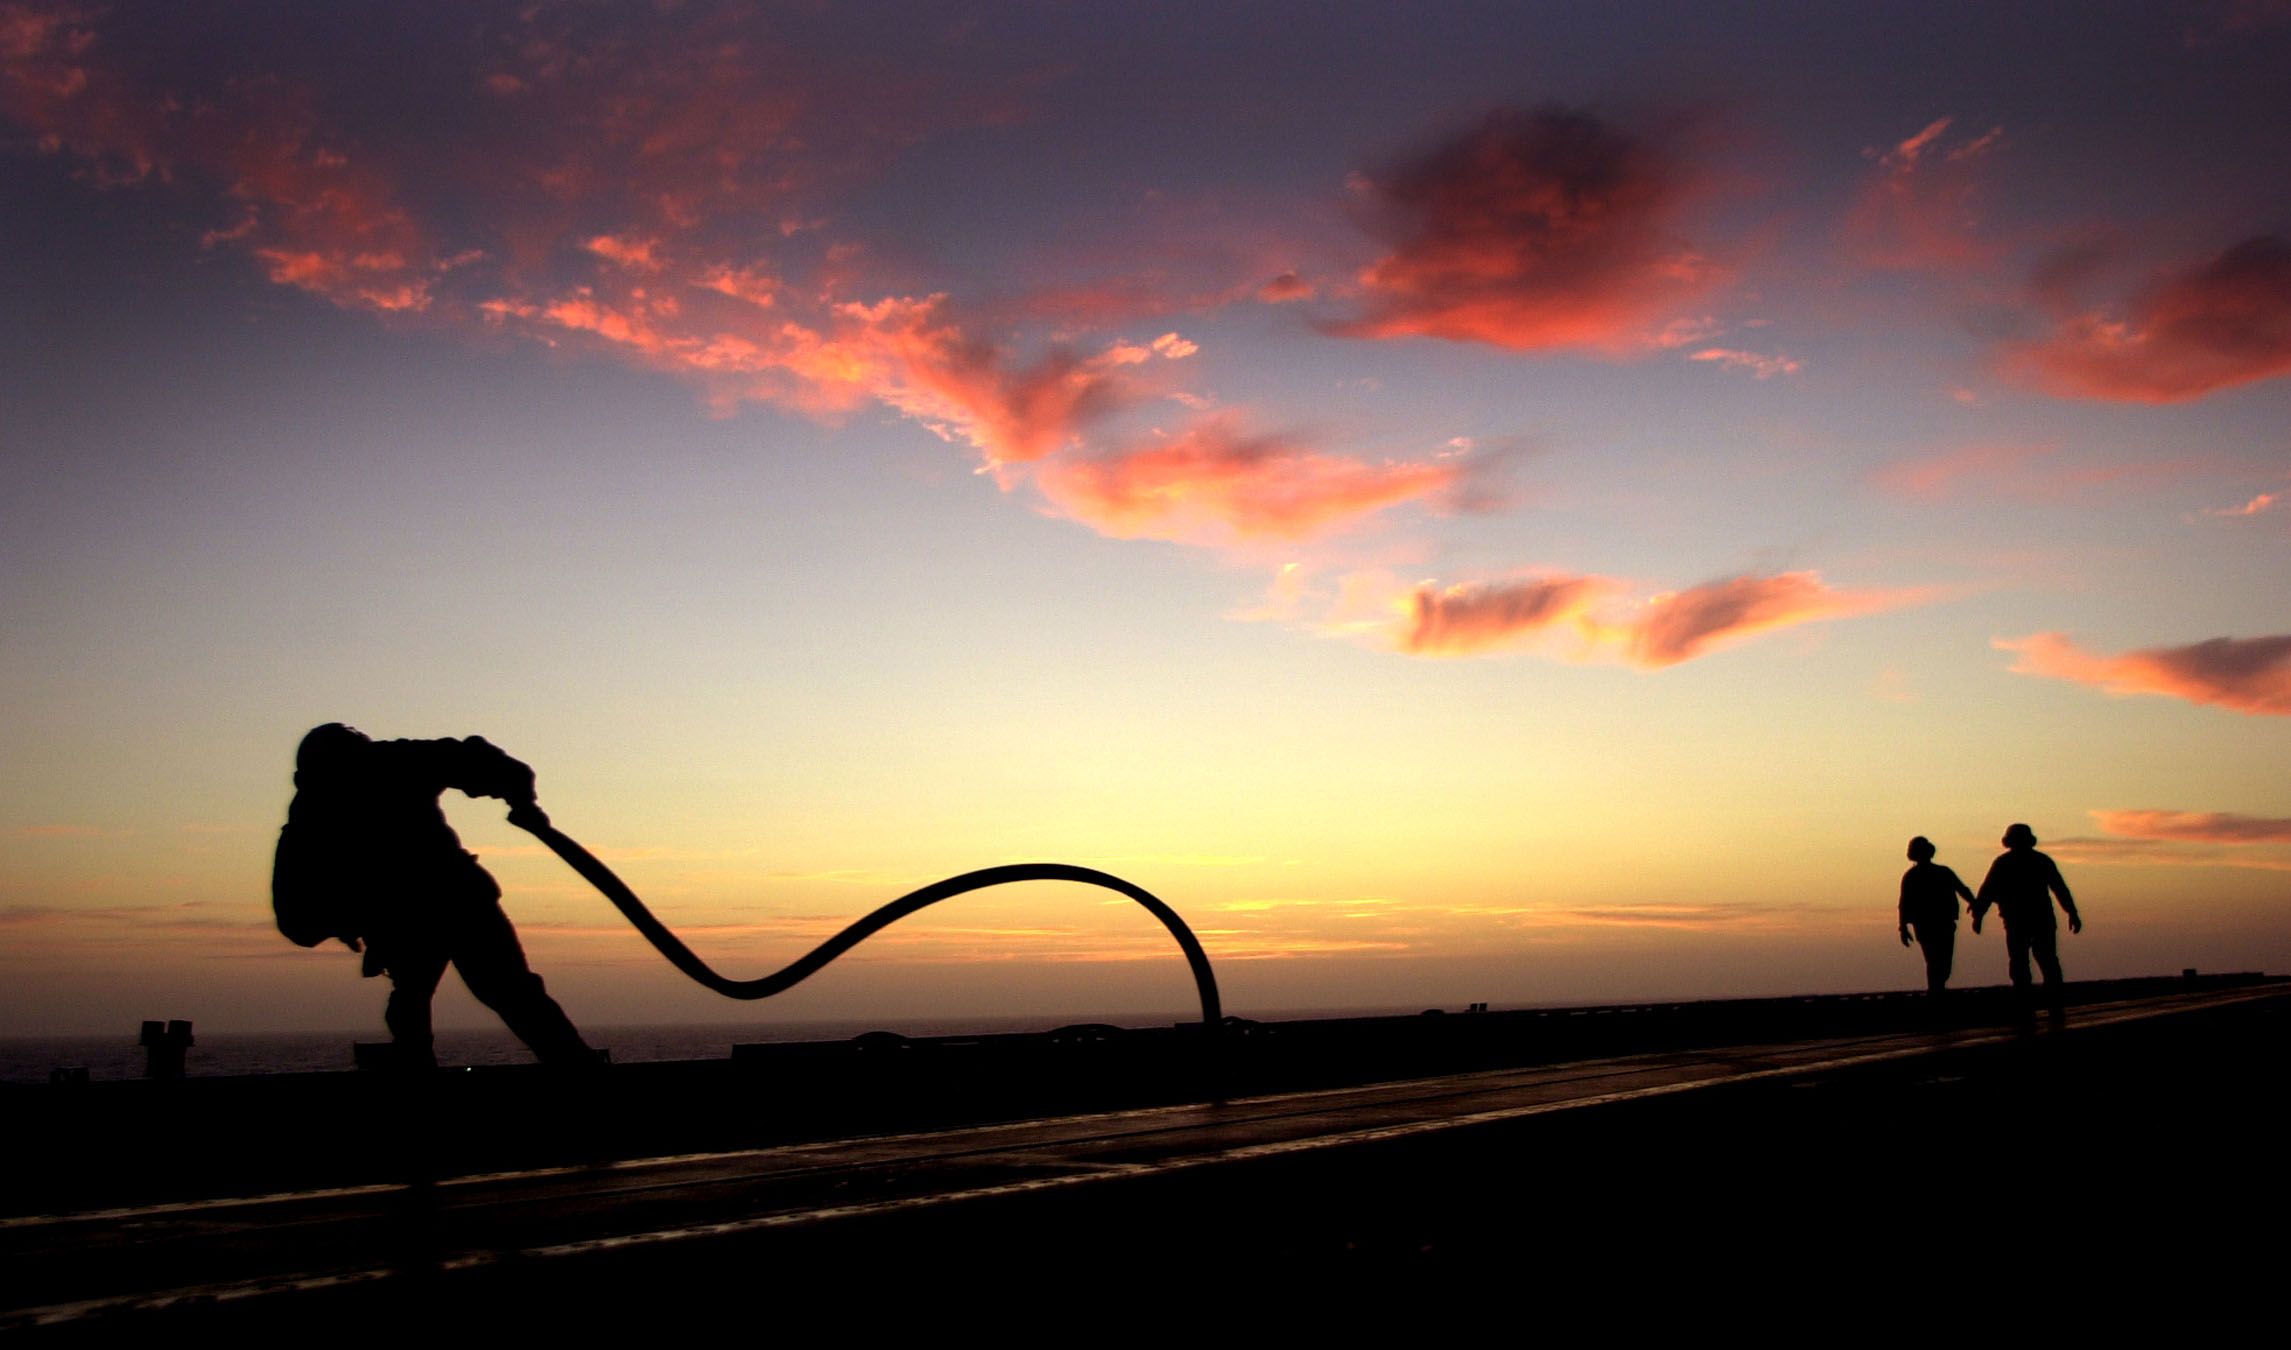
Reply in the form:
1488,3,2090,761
1625,572,1929,667
1997,631,2291,715
1845,117,2004,271
2004,236,2291,402
1332,106,1723,353
2091,810,2291,844
1403,575,1618,656
1028,419,1471,546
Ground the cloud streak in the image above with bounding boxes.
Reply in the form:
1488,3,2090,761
2092,810,2291,844
1333,106,1722,353
1997,631,2291,715
1870,443,2188,504
2201,490,2281,518
1336,569,1932,667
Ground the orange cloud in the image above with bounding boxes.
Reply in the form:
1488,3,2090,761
2091,810,2291,844
1626,572,1927,667
1029,419,1470,545
1403,575,1617,656
2004,236,2291,402
2203,490,2280,517
1333,106,1722,353
1845,117,2003,271
1997,631,2291,715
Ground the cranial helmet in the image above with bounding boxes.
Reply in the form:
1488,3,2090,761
2002,822,2037,848
295,723,370,785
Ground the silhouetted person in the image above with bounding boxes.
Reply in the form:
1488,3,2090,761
1898,836,1973,998
275,724,597,1068
1970,823,2082,1018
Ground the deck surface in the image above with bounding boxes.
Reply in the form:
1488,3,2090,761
7,980,2287,1330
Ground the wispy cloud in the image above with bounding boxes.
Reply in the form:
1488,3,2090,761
1997,631,2291,715
0,901,269,932
2201,490,2281,518
1845,117,2005,271
1870,443,2189,503
1331,105,1724,353
2044,837,2291,872
2004,235,2291,403
1688,347,1801,379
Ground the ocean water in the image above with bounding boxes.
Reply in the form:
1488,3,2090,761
0,1004,1441,1084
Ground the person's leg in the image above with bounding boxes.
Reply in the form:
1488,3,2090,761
383,945,448,1069
2031,926,2065,1014
1920,924,1954,996
2004,923,2038,1020
450,900,597,1065
2005,925,2033,990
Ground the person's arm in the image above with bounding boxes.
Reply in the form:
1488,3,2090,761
1970,860,1998,934
1899,872,1915,946
446,735,539,807
2049,857,2081,934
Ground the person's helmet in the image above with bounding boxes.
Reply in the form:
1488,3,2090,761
2002,822,2037,848
295,723,370,786
1907,836,1936,862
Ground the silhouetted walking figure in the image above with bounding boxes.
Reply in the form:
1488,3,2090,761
1898,836,1973,998
1970,823,2082,1017
273,724,597,1068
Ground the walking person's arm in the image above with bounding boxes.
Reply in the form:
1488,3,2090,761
2049,857,2082,934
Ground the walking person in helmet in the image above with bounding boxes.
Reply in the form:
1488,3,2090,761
1971,823,2083,1019
1898,835,1974,1002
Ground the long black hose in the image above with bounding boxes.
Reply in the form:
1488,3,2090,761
518,821,1223,1031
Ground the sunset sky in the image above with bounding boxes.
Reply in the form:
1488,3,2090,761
3,1,2287,1038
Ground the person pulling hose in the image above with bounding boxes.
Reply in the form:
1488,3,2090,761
276,726,1222,1067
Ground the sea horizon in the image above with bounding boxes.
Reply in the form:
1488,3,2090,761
0,1003,1446,1084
